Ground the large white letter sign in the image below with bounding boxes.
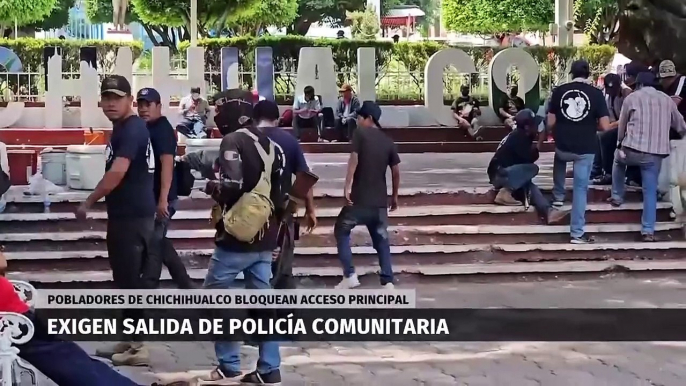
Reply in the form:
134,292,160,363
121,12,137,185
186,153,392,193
424,49,477,126
294,47,338,108
356,47,376,102
151,47,206,114
488,48,540,112
0,47,24,128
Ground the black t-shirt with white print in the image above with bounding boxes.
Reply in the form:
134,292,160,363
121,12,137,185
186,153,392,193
548,80,609,155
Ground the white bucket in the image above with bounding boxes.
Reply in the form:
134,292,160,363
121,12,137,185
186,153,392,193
41,150,67,186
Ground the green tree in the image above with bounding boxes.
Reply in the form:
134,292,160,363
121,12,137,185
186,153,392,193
289,0,400,36
442,0,553,35
574,0,619,44
31,0,76,31
347,6,380,39
0,0,58,33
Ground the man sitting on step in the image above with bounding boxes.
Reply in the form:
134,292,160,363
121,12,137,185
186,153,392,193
0,251,186,386
487,109,569,224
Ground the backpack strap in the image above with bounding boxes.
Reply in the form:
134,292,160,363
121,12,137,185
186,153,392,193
675,76,685,96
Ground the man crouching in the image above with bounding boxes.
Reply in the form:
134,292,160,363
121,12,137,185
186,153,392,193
487,109,569,224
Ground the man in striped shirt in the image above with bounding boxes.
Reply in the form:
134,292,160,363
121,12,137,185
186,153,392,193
611,72,686,242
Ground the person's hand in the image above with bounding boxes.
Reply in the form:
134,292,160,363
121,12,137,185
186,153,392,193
272,248,280,261
389,196,398,212
344,190,353,206
342,117,347,124
205,180,219,196
74,203,89,221
671,96,683,105
157,200,169,219
303,210,317,233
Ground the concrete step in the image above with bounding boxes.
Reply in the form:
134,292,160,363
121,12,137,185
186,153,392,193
7,241,686,275
0,222,680,252
10,258,686,286
2,185,645,213
0,202,674,233
8,242,686,286
0,126,511,146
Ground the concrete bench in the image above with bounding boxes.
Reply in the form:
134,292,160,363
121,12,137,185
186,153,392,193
0,280,37,386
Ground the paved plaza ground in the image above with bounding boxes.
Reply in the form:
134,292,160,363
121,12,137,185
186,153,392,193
63,275,686,386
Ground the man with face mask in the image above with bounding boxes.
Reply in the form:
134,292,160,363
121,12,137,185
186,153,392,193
498,84,525,129
451,85,482,138
75,75,156,365
182,89,286,384
178,86,210,138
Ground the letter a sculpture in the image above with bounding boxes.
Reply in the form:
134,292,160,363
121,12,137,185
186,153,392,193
112,0,129,31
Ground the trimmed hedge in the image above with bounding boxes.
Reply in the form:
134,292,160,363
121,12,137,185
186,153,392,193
0,38,144,72
179,35,616,76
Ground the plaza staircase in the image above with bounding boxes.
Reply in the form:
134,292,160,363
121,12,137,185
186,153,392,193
0,126,557,155
2,180,685,288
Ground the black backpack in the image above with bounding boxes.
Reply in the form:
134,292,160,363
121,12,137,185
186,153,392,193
175,159,194,197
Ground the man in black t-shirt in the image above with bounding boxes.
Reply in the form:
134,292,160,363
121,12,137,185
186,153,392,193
136,87,194,290
499,85,525,129
488,109,568,224
451,85,482,137
335,101,400,290
75,75,155,365
548,60,610,244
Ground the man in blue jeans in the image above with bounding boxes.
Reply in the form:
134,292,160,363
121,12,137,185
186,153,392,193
547,60,611,244
335,101,400,289
185,90,284,385
488,109,569,224
611,72,686,242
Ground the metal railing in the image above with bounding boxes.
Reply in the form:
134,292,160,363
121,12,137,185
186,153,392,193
0,65,606,103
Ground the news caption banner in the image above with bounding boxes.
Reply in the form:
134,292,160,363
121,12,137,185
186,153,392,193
33,289,686,342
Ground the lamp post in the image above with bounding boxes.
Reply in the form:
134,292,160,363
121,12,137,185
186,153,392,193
554,0,574,46
190,0,197,47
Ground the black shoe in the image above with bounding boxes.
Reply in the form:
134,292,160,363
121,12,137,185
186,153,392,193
592,175,612,185
240,369,282,385
571,234,595,244
641,234,656,242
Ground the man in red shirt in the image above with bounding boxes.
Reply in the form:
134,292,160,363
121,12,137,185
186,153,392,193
0,252,186,386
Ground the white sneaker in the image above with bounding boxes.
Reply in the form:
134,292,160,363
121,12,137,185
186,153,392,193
382,283,395,289
335,274,360,289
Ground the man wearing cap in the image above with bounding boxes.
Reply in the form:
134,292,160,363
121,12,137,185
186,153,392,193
75,75,156,365
488,109,569,224
336,101,400,289
612,72,686,242
658,60,686,137
178,86,210,138
623,62,650,94
335,84,361,141
547,60,610,244
136,87,194,290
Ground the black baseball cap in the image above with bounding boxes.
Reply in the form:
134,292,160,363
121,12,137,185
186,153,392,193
254,100,280,121
136,87,161,103
100,75,131,97
514,109,543,131
357,101,382,122
569,60,590,78
636,71,658,87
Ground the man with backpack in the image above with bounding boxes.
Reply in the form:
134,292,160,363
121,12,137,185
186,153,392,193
253,99,318,291
184,89,285,385
136,87,194,290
